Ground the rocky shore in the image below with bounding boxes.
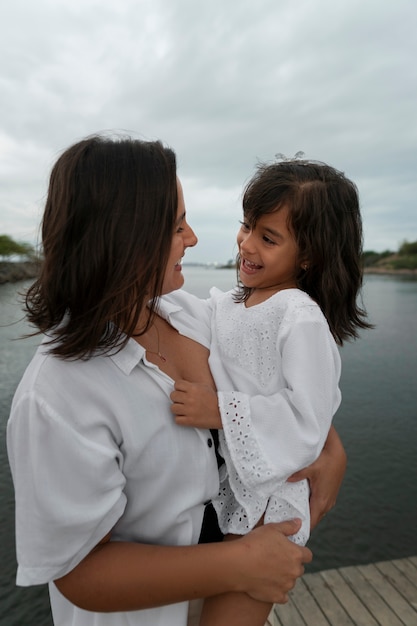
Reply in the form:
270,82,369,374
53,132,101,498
364,266,417,277
0,261,39,285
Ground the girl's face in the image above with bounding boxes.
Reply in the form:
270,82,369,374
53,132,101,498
161,178,198,295
237,206,302,298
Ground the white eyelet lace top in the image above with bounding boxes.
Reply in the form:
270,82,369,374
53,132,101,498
208,287,341,544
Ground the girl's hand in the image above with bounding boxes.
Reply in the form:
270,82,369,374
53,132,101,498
287,426,346,529
170,380,222,429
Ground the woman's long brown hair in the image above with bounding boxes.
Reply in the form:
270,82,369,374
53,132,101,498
25,134,178,359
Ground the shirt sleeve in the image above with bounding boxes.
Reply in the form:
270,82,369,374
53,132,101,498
7,391,127,586
218,316,341,498
158,289,215,348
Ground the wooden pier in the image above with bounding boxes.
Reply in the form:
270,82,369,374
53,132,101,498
271,556,417,625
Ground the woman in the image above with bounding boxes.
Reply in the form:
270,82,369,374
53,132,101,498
7,134,345,626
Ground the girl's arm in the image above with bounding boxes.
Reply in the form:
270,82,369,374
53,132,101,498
288,425,347,528
54,519,311,611
171,320,341,496
171,387,346,526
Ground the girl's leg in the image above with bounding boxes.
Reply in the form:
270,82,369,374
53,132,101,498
198,533,272,626
199,591,272,626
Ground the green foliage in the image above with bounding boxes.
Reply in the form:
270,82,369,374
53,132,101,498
0,234,36,259
388,255,417,270
363,249,394,267
363,240,417,269
398,240,417,255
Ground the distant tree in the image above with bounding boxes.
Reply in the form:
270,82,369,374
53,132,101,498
398,239,417,256
0,234,36,260
362,249,393,267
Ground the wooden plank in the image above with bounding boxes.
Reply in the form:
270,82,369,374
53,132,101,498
271,558,417,626
376,560,417,606
339,565,404,626
391,557,417,589
287,578,330,625
272,593,306,626
302,572,354,625
360,562,417,625
320,568,379,626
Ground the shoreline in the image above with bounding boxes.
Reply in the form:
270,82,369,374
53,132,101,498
364,266,417,277
1,262,416,285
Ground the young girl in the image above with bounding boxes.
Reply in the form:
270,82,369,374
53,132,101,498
169,158,371,625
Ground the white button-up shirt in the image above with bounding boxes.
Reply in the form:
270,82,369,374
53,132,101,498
7,299,219,626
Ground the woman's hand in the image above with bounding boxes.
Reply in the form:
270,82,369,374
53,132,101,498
235,519,312,603
170,380,222,429
287,426,347,529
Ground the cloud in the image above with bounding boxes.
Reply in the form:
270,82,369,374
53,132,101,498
0,0,416,261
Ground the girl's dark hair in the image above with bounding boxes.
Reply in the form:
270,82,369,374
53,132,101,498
25,134,178,359
236,159,372,345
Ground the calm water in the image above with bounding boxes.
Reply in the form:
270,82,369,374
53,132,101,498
1,269,417,625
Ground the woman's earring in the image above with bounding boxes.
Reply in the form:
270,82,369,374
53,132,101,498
302,264,308,271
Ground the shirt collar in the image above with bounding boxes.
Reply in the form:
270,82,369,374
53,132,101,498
109,337,146,376
110,292,204,375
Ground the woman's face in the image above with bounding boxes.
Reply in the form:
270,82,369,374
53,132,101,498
161,178,198,295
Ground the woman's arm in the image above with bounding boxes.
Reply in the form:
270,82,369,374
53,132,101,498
287,425,347,528
54,519,312,611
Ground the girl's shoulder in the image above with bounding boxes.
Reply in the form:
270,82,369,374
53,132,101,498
250,288,318,314
276,288,317,308
268,288,325,323
276,289,331,333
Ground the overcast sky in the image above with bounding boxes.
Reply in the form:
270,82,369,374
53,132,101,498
0,0,416,264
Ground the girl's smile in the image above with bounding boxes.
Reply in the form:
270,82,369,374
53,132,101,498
240,258,263,274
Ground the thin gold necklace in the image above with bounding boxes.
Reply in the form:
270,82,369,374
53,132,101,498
146,324,167,363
